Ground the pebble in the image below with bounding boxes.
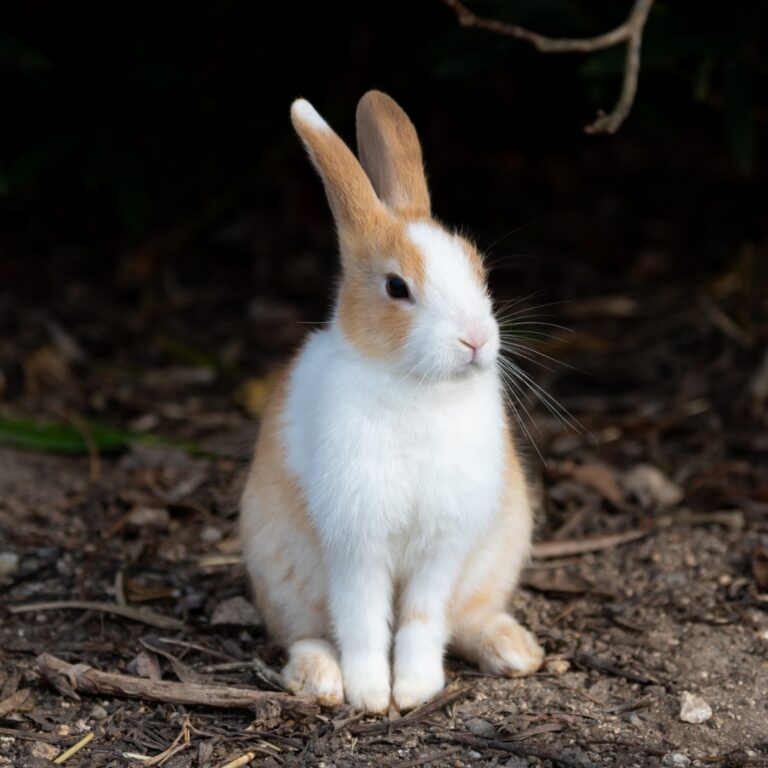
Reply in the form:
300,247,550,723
661,753,691,768
30,742,58,760
545,659,570,675
467,751,482,759
625,711,643,727
464,717,497,737
0,552,19,578
679,691,712,724
89,704,108,720
200,524,223,543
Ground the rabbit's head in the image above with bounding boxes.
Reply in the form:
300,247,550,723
291,91,498,381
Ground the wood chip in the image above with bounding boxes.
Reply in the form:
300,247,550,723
532,529,653,559
0,688,34,717
8,600,184,629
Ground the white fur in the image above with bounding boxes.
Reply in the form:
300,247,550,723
405,222,499,379
291,98,329,132
281,307,507,708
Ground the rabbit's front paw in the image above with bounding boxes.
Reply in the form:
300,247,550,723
393,657,445,711
343,655,391,713
283,639,344,706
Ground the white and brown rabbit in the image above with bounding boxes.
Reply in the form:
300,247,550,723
240,91,543,713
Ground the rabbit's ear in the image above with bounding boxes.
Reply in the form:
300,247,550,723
356,91,431,221
291,99,382,234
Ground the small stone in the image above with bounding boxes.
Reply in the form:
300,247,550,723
30,742,58,760
200,525,223,543
467,751,482,760
0,552,19,578
545,659,570,675
504,759,529,768
127,506,170,529
679,691,712,724
625,711,643,727
89,704,108,720
464,717,497,737
661,753,691,767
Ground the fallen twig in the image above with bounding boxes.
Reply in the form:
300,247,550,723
201,659,286,691
36,654,319,720
53,731,94,764
532,529,653,559
142,716,191,767
220,753,257,768
0,726,59,743
440,0,656,133
8,600,184,629
351,684,469,735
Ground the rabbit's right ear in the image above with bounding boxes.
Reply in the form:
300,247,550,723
356,91,431,221
291,99,382,236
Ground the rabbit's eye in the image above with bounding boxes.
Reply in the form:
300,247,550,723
386,274,411,300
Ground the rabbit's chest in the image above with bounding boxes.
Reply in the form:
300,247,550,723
333,389,506,540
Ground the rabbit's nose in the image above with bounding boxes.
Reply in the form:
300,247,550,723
459,325,491,353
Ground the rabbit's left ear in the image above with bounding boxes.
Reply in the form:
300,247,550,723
356,91,431,221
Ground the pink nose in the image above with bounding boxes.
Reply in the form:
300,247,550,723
459,326,490,355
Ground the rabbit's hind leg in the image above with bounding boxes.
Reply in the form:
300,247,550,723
449,463,543,677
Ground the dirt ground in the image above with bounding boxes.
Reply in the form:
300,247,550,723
1,247,767,767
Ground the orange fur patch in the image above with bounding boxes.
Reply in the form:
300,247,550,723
292,102,381,234
241,364,329,644
337,215,426,360
356,90,431,221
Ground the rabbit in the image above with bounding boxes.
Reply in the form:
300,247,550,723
240,90,544,714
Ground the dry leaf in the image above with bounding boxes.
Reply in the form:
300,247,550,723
236,371,281,418
124,579,176,603
23,344,70,393
623,464,683,509
210,596,262,627
0,688,35,717
560,460,623,506
132,650,162,682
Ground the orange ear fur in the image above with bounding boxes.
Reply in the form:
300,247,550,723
291,99,382,235
356,90,431,221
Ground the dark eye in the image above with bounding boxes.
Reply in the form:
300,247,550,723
385,274,411,300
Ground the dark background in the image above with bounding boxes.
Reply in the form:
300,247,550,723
0,0,766,432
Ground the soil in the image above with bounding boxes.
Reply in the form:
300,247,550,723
1,232,767,768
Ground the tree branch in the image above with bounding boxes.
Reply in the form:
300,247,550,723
36,653,319,720
440,0,656,134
